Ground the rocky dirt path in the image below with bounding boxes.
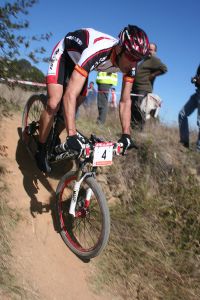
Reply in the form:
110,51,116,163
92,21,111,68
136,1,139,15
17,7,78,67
1,113,111,300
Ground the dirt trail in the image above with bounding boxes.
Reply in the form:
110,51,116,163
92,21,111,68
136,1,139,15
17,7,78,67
1,113,111,300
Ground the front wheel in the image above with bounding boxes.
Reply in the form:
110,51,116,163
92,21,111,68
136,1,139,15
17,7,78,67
21,94,47,157
55,171,110,259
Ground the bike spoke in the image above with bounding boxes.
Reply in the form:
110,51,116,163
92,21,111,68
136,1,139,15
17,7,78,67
58,178,104,252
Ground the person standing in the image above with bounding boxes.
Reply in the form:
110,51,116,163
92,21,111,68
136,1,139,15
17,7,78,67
84,81,97,107
96,72,118,124
178,64,200,151
76,81,97,118
131,43,167,128
110,87,117,109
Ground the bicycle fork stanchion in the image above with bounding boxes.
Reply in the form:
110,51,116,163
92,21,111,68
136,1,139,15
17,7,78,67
84,188,93,209
69,172,94,216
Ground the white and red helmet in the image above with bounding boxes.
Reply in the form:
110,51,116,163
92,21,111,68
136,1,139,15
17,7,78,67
118,25,150,59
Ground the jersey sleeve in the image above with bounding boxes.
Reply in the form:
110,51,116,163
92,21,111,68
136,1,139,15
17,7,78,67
77,46,113,74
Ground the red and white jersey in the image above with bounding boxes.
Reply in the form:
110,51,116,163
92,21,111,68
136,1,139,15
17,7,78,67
67,28,119,74
47,28,135,85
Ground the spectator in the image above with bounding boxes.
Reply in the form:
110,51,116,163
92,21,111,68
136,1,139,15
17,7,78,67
109,87,118,109
96,72,118,124
76,81,97,119
84,81,97,108
178,64,200,151
131,42,167,129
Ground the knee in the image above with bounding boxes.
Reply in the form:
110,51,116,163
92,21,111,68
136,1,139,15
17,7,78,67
46,98,60,115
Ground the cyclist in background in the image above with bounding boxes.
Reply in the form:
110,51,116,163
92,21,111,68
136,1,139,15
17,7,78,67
36,25,150,172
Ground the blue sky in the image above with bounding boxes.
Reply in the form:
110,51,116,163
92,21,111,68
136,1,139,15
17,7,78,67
6,0,200,127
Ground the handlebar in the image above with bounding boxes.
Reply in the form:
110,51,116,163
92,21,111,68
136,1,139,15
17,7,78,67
82,141,123,160
53,133,124,164
77,133,123,159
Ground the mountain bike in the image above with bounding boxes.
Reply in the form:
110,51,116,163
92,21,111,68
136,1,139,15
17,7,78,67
56,138,122,259
21,93,122,259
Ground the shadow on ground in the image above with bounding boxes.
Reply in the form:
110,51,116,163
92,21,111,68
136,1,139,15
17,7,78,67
15,127,91,263
15,127,73,218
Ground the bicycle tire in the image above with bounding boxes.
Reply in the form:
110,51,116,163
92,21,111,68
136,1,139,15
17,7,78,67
22,94,47,157
55,171,110,259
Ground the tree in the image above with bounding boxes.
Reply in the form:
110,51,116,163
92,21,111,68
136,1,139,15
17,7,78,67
0,0,52,76
3,58,45,82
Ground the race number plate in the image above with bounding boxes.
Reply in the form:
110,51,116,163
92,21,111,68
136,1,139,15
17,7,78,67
93,142,114,166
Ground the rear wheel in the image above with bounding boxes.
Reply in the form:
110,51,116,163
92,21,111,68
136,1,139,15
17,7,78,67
55,171,110,259
22,94,47,157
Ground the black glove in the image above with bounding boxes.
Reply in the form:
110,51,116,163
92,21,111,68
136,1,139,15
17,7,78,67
67,134,86,152
118,134,138,155
76,130,89,144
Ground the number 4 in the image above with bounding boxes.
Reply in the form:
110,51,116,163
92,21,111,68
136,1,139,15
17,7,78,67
102,150,106,159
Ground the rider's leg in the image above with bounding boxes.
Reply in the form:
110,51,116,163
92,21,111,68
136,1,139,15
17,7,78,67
39,83,63,143
35,84,63,172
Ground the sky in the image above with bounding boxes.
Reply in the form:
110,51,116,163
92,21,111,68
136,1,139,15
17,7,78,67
4,0,200,127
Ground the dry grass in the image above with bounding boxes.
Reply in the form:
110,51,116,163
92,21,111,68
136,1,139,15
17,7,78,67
1,98,200,299
0,163,25,298
87,113,200,300
0,96,21,117
76,105,122,141
0,102,27,299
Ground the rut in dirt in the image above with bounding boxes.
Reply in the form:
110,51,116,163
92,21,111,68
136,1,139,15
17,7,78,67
1,113,112,300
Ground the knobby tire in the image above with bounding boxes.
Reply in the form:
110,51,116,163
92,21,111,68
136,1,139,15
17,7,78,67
21,94,47,157
55,171,110,259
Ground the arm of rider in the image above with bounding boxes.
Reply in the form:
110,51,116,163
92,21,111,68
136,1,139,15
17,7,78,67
119,80,132,135
62,69,86,136
118,80,138,154
62,69,87,152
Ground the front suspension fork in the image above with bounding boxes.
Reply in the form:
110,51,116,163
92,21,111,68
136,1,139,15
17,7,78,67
69,170,94,217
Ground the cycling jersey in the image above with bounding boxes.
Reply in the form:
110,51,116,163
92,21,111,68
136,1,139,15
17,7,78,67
46,28,135,95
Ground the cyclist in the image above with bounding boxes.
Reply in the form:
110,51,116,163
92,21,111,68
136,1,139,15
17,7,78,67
36,25,150,172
